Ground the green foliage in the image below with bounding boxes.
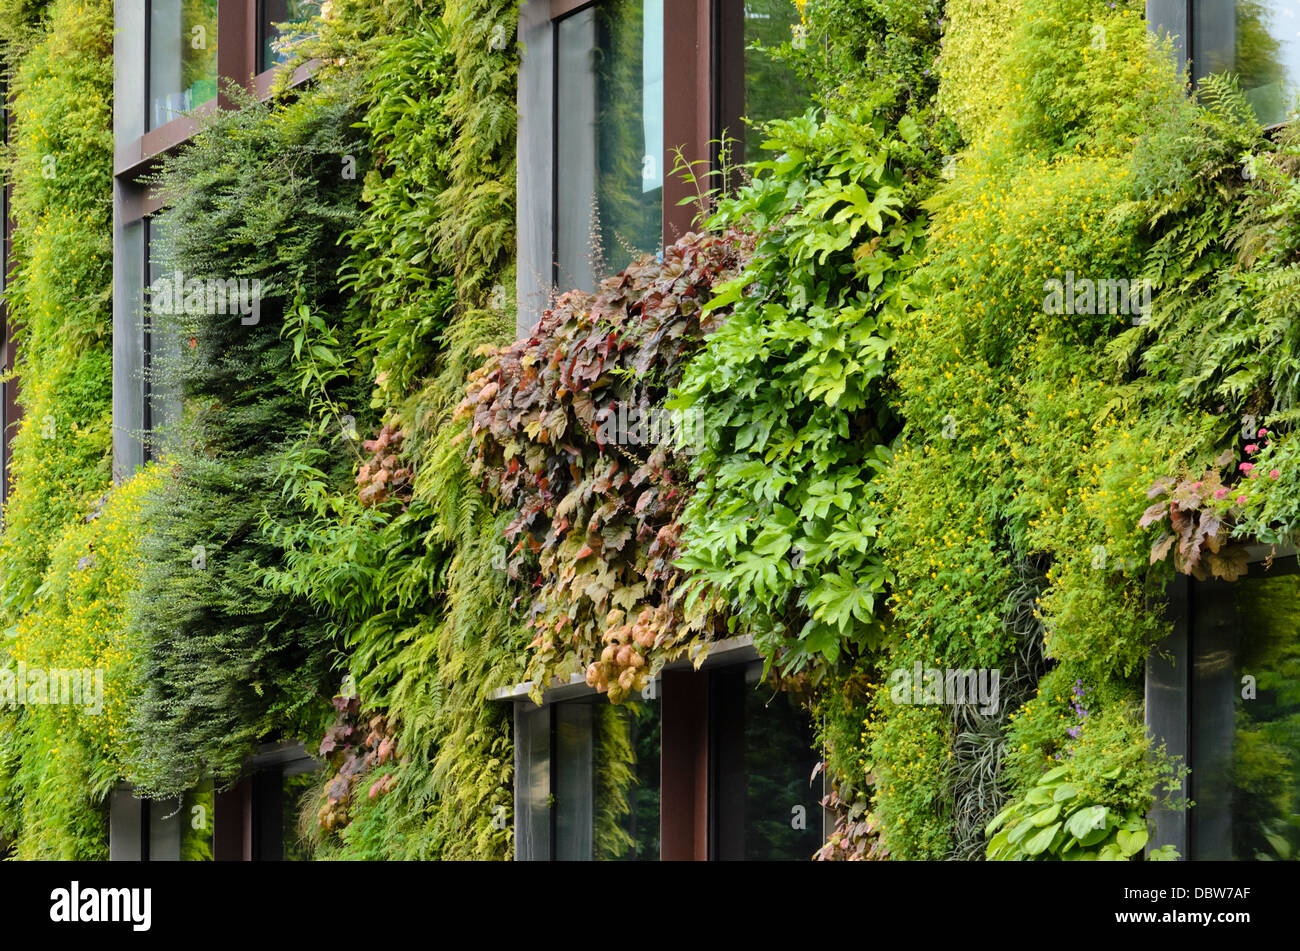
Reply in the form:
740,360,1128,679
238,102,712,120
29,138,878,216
1119,77,1300,552
800,0,947,133
339,23,457,397
811,671,888,860
674,110,930,674
269,0,524,860
992,669,1185,860
8,0,1284,867
986,766,1174,861
865,0,1191,858
127,82,365,795
0,0,117,858
0,0,114,611
936,0,1023,143
462,232,750,702
1,468,164,858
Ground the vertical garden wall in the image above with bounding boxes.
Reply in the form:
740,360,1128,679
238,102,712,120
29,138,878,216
0,0,120,859
0,0,1297,862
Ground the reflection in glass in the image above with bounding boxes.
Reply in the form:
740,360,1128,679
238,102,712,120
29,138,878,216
517,693,662,861
741,1,814,161
179,781,214,861
516,704,552,861
555,0,664,292
594,698,661,860
260,0,316,72
1194,1,1300,126
555,701,594,860
1192,559,1300,859
144,217,183,458
281,770,315,861
713,663,822,860
149,0,219,130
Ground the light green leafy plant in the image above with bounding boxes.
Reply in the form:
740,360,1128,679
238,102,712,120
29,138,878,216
674,108,932,674
986,763,1177,861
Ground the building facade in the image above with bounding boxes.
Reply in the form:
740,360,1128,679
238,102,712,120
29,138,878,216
2,0,1286,860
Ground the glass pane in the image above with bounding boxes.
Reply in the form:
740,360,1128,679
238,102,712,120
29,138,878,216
555,701,594,860
594,694,661,860
148,0,219,130
146,216,182,454
515,703,552,861
1194,1,1300,126
713,663,823,860
281,770,315,861
179,781,214,861
261,0,316,72
741,0,813,161
555,0,664,293
119,218,147,468
1192,558,1300,860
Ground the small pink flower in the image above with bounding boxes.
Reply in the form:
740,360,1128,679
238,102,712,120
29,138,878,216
1249,469,1259,478
1240,462,1255,473
1270,469,1280,480
1245,443,1258,454
1237,495,1248,505
1214,488,1228,499
1193,481,1203,489
1259,428,1269,437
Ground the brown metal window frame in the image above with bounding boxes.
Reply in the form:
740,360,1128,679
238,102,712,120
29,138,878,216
120,0,317,218
548,0,716,278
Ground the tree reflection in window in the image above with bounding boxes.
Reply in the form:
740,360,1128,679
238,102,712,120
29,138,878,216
594,698,661,860
739,0,814,162
1194,1,1300,126
555,0,663,292
1192,559,1300,859
148,0,219,130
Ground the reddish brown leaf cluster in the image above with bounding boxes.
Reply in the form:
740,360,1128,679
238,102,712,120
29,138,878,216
586,603,670,695
355,423,412,508
814,768,888,861
1142,456,1248,582
316,694,401,835
455,230,753,701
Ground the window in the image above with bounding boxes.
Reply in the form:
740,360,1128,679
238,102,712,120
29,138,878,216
252,764,317,861
179,781,215,861
716,0,814,162
144,218,181,461
511,658,823,861
259,0,316,73
1188,556,1300,860
148,0,219,130
554,0,665,292
516,692,662,861
518,1,815,333
1193,1,1300,126
108,780,214,861
710,662,823,860
109,745,317,861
